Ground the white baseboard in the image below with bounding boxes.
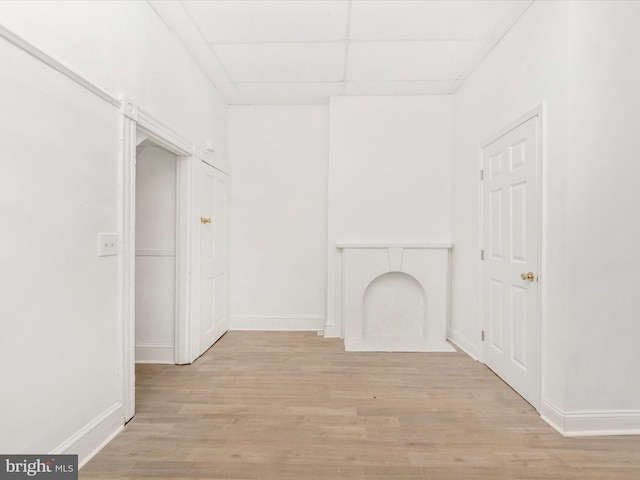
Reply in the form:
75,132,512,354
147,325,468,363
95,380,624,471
322,323,342,339
447,329,480,360
135,343,175,364
540,400,566,435
541,400,640,437
230,314,325,331
563,410,640,436
345,337,455,352
53,402,123,469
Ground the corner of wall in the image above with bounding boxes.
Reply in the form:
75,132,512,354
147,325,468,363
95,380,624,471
540,400,566,435
135,344,175,364
447,330,480,361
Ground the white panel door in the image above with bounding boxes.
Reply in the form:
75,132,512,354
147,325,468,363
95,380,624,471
482,116,539,408
199,162,230,354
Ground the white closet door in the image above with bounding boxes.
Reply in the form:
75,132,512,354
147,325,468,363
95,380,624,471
199,161,230,354
482,116,540,408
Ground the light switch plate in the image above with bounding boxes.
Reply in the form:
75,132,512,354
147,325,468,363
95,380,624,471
98,233,118,257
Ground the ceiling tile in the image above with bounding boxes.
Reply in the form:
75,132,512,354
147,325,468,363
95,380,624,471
151,0,532,105
350,0,533,41
347,41,485,82
344,80,459,96
233,82,344,105
215,43,346,82
186,41,233,85
183,0,349,43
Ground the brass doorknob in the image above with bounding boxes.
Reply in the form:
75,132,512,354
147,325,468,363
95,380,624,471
200,217,212,224
521,272,535,281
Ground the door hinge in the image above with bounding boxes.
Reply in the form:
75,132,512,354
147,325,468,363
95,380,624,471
480,250,484,261
480,169,484,180
481,330,485,341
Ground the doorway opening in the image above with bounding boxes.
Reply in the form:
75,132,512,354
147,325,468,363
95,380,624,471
120,98,201,423
124,125,195,423
134,137,179,365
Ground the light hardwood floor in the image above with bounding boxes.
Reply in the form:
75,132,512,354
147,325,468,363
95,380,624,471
81,331,640,479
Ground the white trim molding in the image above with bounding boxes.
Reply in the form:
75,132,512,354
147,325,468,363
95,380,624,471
123,96,192,156
194,143,231,175
120,96,201,423
231,314,325,332
541,400,640,437
447,330,479,361
0,22,120,108
53,402,123,469
119,111,137,423
540,400,565,435
135,343,175,364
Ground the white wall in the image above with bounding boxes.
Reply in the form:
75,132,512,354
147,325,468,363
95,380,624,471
0,0,227,461
565,1,640,413
327,96,453,336
452,0,640,431
229,106,328,330
135,144,177,363
451,0,569,409
230,98,453,337
0,0,228,153
0,36,121,456
329,96,452,244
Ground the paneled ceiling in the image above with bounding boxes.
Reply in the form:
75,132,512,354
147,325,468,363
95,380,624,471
150,0,533,105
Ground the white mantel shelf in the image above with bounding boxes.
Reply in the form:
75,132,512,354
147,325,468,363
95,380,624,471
336,243,453,249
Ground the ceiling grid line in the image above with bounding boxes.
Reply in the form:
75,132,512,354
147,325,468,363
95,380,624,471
147,0,240,99
179,1,240,93
207,38,496,46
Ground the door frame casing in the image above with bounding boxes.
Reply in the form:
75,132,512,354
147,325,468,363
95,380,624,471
477,104,544,410
119,97,214,422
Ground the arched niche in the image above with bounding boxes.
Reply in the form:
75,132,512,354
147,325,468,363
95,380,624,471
362,272,427,338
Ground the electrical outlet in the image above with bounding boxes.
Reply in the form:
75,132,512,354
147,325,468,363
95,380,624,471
98,233,118,257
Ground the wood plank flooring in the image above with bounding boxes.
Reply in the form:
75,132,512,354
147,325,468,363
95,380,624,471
81,332,640,479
